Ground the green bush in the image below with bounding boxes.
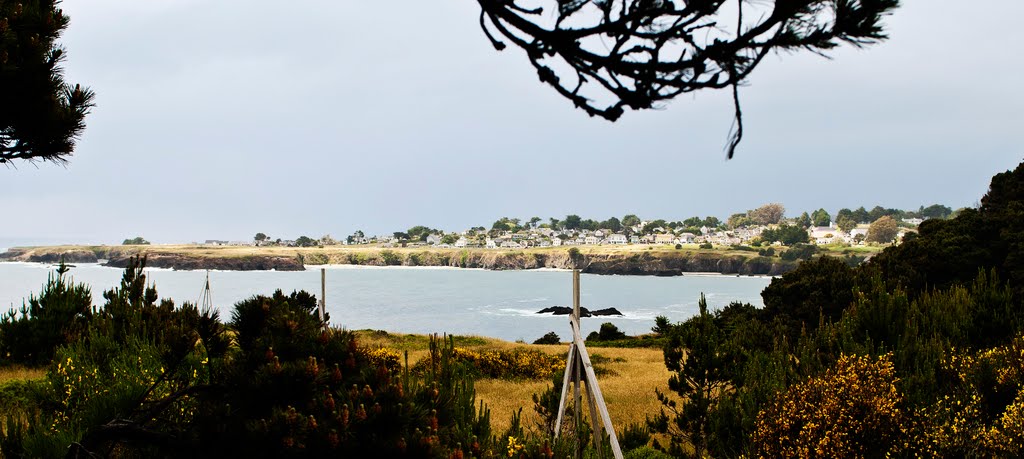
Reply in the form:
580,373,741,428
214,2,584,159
533,332,561,345
619,422,652,451
0,261,92,365
699,243,713,249
586,323,628,342
780,243,818,261
623,446,673,459
379,250,402,266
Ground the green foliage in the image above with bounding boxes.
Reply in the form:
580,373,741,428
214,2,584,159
619,422,652,451
0,0,95,165
920,203,953,219
761,223,809,245
748,203,785,225
379,249,402,266
121,236,150,245
623,446,673,459
810,208,831,227
762,255,856,337
796,212,812,228
698,243,713,249
1,261,92,365
533,332,561,345
586,323,627,342
1,256,226,457
866,215,899,243
294,235,317,247
837,216,857,233
779,242,817,261
649,295,728,458
414,346,563,380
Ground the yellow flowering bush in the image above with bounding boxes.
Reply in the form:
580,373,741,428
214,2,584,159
363,347,402,372
751,353,911,458
918,334,1024,456
414,347,564,380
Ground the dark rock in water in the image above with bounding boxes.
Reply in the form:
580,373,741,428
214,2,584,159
536,306,623,317
590,307,623,316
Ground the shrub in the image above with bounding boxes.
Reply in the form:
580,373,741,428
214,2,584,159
780,243,818,261
379,250,402,266
619,422,652,451
533,332,561,345
674,244,682,250
0,261,92,365
699,243,713,249
751,354,911,458
414,346,563,380
586,323,627,342
623,446,674,459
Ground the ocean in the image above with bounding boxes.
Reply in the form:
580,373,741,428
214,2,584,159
0,262,772,342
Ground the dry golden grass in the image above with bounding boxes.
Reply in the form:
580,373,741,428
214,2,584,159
478,345,671,433
352,331,671,435
0,366,45,386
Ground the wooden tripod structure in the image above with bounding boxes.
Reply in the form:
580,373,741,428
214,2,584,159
555,269,623,459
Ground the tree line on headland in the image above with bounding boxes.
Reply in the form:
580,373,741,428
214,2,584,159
1,160,1023,457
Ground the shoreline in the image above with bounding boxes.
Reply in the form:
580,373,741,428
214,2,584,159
1,260,776,279
0,244,802,277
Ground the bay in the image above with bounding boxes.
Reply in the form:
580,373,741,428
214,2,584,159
0,262,772,342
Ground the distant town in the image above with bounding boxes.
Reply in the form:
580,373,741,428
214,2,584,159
184,204,956,250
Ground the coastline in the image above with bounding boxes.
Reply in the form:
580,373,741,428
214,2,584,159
0,244,800,276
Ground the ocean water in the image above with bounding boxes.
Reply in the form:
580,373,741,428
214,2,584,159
0,263,773,342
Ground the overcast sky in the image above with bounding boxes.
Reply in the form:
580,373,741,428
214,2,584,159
2,1,1022,245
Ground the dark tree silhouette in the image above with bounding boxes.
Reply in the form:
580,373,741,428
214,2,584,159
0,0,94,165
477,0,898,157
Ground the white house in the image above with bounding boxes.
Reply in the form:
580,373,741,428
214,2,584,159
454,237,469,248
585,235,600,245
655,233,675,244
485,238,497,249
607,233,628,244
677,233,696,244
426,234,442,245
552,237,563,247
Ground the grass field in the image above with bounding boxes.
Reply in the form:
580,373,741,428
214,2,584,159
354,330,672,434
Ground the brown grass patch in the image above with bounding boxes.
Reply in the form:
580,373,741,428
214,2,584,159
0,366,45,386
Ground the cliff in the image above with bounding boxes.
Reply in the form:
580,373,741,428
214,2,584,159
0,245,798,276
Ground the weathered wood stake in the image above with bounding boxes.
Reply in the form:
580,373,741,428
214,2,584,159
554,269,623,459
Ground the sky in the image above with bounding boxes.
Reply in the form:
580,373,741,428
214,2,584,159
2,1,1023,245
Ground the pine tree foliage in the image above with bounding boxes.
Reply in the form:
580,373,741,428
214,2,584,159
476,0,899,157
0,0,94,165
0,260,91,365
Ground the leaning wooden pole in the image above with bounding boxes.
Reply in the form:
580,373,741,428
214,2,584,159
319,268,327,326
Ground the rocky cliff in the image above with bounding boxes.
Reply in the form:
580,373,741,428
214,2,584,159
2,246,797,276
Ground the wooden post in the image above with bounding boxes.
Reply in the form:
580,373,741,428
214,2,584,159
554,269,623,459
572,269,582,458
319,268,326,325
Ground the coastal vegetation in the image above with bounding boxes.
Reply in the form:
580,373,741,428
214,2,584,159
1,161,1024,457
0,243,879,276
